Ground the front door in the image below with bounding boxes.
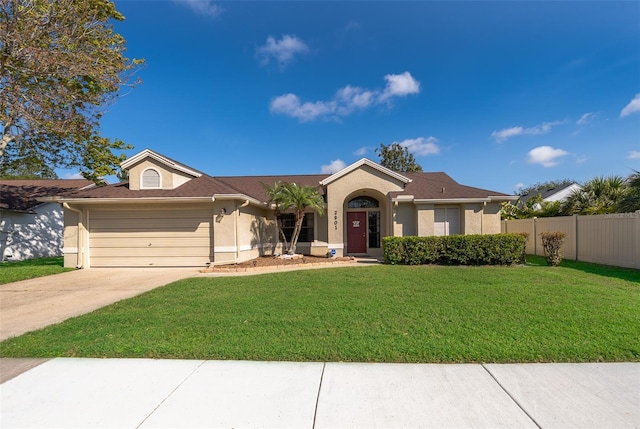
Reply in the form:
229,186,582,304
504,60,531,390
347,212,367,254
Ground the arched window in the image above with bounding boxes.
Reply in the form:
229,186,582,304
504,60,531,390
141,168,161,189
348,196,379,208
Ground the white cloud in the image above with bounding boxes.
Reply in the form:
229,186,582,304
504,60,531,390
576,155,589,164
620,93,640,117
321,159,347,174
627,150,640,160
397,137,440,156
269,93,336,122
335,85,375,115
527,146,569,167
514,183,525,192
491,126,524,143
491,121,563,143
353,146,370,156
577,112,596,125
256,35,309,68
380,72,421,101
174,0,222,18
62,172,84,179
270,72,421,121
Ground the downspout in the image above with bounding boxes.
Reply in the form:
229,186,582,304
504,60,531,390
63,203,83,269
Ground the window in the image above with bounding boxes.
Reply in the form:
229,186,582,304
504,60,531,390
348,196,379,208
278,213,314,242
434,207,460,236
368,211,381,248
141,169,160,188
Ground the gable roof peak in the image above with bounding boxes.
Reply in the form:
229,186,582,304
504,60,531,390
120,149,203,178
319,158,412,186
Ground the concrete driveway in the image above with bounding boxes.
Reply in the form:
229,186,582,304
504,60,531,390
0,268,198,341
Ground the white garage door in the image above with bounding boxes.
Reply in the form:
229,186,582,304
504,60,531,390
89,207,212,267
434,207,460,236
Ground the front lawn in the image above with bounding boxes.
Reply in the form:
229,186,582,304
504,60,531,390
1,257,638,363
0,257,72,285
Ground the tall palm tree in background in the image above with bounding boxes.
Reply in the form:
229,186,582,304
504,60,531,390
618,170,640,213
563,176,627,215
265,182,325,255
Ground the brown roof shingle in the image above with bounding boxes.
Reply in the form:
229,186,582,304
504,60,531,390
0,179,94,212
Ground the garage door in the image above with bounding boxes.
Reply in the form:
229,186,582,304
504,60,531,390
89,207,212,267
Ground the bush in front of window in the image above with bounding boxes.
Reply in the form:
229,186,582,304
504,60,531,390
382,234,527,266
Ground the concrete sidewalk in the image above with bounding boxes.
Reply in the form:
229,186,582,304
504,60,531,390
1,358,638,428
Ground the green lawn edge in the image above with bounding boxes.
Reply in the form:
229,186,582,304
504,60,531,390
1,257,638,363
0,257,72,285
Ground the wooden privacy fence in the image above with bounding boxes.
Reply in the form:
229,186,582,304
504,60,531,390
501,211,640,270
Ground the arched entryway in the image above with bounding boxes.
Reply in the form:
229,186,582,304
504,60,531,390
345,195,382,255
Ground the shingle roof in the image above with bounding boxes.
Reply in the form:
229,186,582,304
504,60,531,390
518,182,578,205
64,175,238,199
0,179,94,212
60,171,509,203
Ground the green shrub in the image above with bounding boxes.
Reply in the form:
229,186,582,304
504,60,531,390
382,234,527,266
540,231,566,267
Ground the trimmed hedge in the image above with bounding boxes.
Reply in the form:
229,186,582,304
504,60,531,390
383,234,527,266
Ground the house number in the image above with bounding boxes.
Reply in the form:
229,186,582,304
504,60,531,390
334,210,338,230
352,220,360,227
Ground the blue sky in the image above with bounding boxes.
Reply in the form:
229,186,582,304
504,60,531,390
70,1,640,194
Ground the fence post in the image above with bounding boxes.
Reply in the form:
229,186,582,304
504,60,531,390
636,211,640,269
533,217,538,256
574,214,579,262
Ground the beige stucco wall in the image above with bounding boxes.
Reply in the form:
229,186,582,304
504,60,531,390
326,165,404,256
462,203,483,234
482,202,502,234
212,200,277,264
393,203,416,236
416,204,435,236
127,159,193,191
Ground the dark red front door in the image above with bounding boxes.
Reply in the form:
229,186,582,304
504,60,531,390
347,212,367,254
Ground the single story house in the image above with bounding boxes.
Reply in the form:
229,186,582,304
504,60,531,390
518,182,582,210
1,179,94,261
54,149,515,268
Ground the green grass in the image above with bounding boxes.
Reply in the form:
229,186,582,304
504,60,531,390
1,257,638,363
0,257,72,285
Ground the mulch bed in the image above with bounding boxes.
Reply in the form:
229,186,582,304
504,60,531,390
200,255,356,273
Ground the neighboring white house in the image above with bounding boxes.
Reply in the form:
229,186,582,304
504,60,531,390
518,182,582,210
0,180,94,261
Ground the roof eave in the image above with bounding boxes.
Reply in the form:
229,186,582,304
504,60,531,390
319,158,411,186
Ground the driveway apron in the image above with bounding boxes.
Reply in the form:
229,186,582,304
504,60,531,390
0,268,197,341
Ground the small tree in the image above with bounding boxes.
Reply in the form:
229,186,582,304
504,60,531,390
265,181,325,255
540,231,566,267
376,142,423,172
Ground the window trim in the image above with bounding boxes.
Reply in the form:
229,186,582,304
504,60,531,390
140,168,162,189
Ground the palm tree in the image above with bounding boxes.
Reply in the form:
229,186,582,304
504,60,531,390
563,176,627,215
264,181,325,255
264,181,290,252
618,170,640,213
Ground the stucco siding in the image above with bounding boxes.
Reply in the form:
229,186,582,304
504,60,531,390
326,165,402,256
416,204,435,236
127,159,186,190
462,203,483,234
482,202,502,234
393,203,416,236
